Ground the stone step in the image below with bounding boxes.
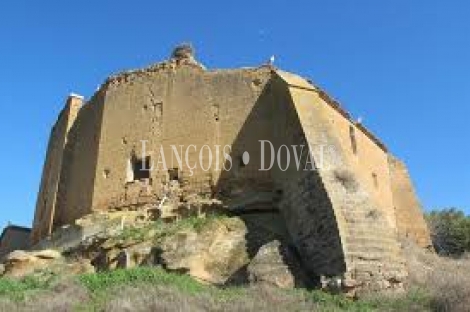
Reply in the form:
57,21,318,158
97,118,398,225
343,235,401,246
346,245,401,255
346,251,404,262
345,228,398,238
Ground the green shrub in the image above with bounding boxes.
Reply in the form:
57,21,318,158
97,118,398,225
426,208,470,256
79,267,206,295
0,275,53,301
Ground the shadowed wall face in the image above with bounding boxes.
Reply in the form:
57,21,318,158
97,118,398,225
265,76,347,277
287,82,408,288
210,74,348,279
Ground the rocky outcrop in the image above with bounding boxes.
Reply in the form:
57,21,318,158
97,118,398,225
247,240,307,289
158,217,249,284
53,212,308,289
2,250,61,278
1,249,94,278
9,209,411,295
87,217,251,285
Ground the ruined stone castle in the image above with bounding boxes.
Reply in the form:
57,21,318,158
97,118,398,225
31,46,431,290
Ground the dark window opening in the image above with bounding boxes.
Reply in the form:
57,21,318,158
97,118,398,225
168,168,179,181
133,156,151,181
372,172,379,188
103,169,110,179
349,125,358,154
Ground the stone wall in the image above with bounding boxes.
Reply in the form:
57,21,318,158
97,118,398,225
91,65,274,212
31,96,83,244
31,57,431,291
269,73,347,277
389,156,432,248
276,72,407,289
54,90,106,229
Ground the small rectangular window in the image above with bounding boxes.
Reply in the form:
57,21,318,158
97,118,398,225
132,156,151,181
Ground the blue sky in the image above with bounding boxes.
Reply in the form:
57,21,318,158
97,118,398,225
0,1,469,229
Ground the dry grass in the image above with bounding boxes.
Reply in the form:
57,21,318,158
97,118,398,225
0,279,89,312
0,281,348,312
404,240,470,312
0,268,396,311
102,284,322,312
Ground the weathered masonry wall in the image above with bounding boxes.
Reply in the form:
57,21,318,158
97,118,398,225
31,96,83,244
389,156,432,248
30,57,432,293
268,73,347,277
279,72,407,288
54,90,106,228
91,66,273,211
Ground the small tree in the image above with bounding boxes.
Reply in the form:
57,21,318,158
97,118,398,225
427,208,470,257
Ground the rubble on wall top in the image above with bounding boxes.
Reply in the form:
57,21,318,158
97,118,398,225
102,44,207,88
93,46,387,154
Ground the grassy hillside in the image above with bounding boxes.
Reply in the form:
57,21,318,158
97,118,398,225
0,267,431,312
2,213,470,311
